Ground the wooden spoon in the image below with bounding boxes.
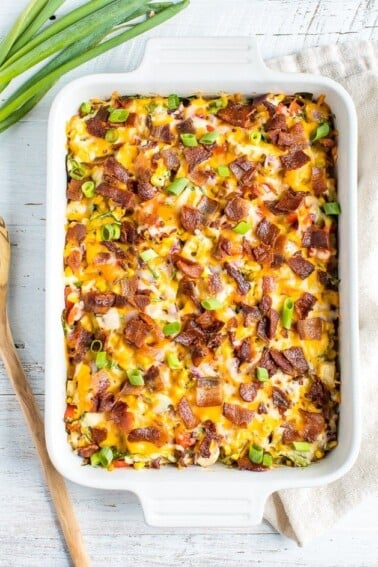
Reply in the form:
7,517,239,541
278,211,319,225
0,217,91,567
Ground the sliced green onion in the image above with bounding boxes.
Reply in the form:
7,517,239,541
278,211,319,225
233,221,251,235
146,101,158,113
167,94,180,110
68,159,87,180
249,444,264,464
101,223,115,241
167,352,181,369
199,131,219,144
163,321,181,336
311,122,330,142
207,98,227,114
127,368,144,386
217,165,230,177
109,108,129,123
262,453,273,467
256,367,269,382
82,180,95,198
201,298,223,311
90,339,103,352
112,224,121,240
105,128,119,143
293,441,312,452
180,133,198,147
90,446,113,467
323,201,341,215
167,177,189,196
281,297,294,330
140,248,158,262
95,351,109,369
249,130,262,144
80,101,92,116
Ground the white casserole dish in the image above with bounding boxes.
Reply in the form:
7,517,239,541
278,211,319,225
45,37,360,527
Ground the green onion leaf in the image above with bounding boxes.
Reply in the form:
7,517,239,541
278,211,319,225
105,128,119,143
90,339,103,352
80,101,92,116
262,453,273,467
311,122,330,142
201,298,223,311
233,221,251,235
199,131,219,145
293,441,312,452
127,368,144,386
112,224,121,240
90,446,113,467
207,98,227,114
101,223,115,241
109,108,129,123
167,177,189,196
68,159,87,180
281,297,294,330
167,352,181,369
217,165,230,177
167,94,180,110
323,201,341,215
249,444,264,464
95,351,109,369
140,248,158,262
163,321,181,336
249,130,262,144
82,180,95,198
256,367,269,382
180,133,198,147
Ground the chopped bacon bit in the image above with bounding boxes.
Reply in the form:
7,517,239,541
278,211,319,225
197,195,218,217
177,397,198,429
196,377,222,407
224,262,250,295
120,220,138,244
224,195,250,221
91,370,110,396
282,423,301,444
174,254,203,278
278,122,308,149
128,426,166,446
311,167,328,195
239,303,261,326
83,291,115,314
271,188,306,213
281,150,310,170
300,409,325,442
306,377,331,410
161,148,180,171
124,315,152,348
252,243,273,265
259,294,272,316
176,118,195,134
97,392,115,412
295,292,316,320
208,272,222,295
150,124,173,143
266,114,287,132
95,183,136,211
223,403,254,427
191,342,210,366
78,444,99,458
272,387,291,414
86,109,108,138
183,146,211,170
180,205,203,233
256,218,280,246
119,382,143,396
103,241,126,259
257,310,279,342
270,349,296,375
239,382,262,402
258,348,278,376
229,156,255,180
302,226,330,249
217,101,255,127
198,420,220,458
262,276,275,294
67,179,84,200
103,156,129,185
234,339,253,364
144,365,164,392
65,250,82,273
137,175,157,201
91,427,107,444
287,254,314,279
297,318,323,340
66,325,92,362
214,235,241,259
283,346,309,374
237,456,268,471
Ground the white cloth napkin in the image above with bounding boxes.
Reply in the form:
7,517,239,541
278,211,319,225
263,41,378,545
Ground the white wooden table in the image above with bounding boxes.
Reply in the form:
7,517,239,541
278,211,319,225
1,1,377,565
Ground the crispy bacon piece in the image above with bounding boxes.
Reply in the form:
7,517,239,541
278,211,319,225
174,255,203,278
197,195,218,218
224,195,250,221
91,370,110,396
272,188,306,213
270,349,296,376
128,426,166,446
297,318,323,340
144,365,164,392
287,254,314,279
180,205,203,233
150,124,173,143
78,444,99,458
103,156,129,185
256,297,279,341
86,107,108,138
295,292,316,320
311,166,327,195
239,382,262,402
256,218,280,246
196,377,222,407
306,377,330,408
278,122,308,149
97,392,115,412
258,348,278,376
191,342,210,366
282,423,301,444
95,183,136,210
178,277,199,305
217,101,255,127
262,276,275,294
213,236,240,259
109,401,134,432
198,420,220,458
281,150,310,170
183,146,211,170
66,223,86,244
272,387,291,415
229,156,255,180
234,339,253,364
283,346,309,374
176,118,195,134
266,114,287,132
300,409,325,442
259,294,272,316
224,262,250,295
66,325,92,362
177,397,198,429
120,220,138,244
161,148,180,171
124,315,152,348
67,179,84,200
237,456,268,472
252,243,273,265
83,291,115,314
208,272,222,295
91,427,107,445
239,303,261,326
223,402,254,427
302,226,330,249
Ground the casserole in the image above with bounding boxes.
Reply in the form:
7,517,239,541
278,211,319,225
46,37,359,527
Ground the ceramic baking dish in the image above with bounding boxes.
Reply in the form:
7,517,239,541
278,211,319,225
45,37,360,527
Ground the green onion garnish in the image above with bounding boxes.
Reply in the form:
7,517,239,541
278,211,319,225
108,108,129,123
101,223,119,241
256,367,269,382
95,351,109,369
163,321,181,336
311,122,330,142
233,220,251,235
281,297,294,330
167,352,181,369
68,159,87,180
201,298,223,311
199,131,219,145
262,453,273,467
293,441,312,452
146,101,158,114
90,339,103,352
167,177,189,196
140,248,158,262
207,98,227,114
127,368,144,386
180,133,198,147
217,165,230,177
249,444,264,464
167,94,180,110
323,201,341,215
249,130,262,144
105,128,119,143
82,180,95,198
90,446,113,468
80,101,92,116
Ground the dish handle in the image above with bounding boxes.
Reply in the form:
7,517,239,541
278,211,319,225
137,481,270,527
136,37,275,83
